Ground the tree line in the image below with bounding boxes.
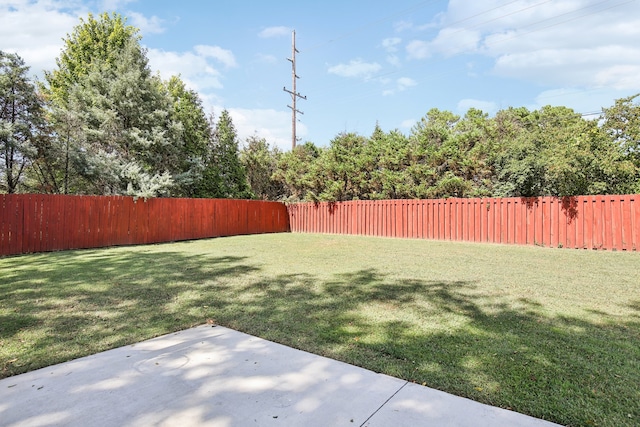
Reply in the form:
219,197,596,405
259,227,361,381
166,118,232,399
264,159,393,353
268,101,640,202
2,13,639,201
1,13,250,198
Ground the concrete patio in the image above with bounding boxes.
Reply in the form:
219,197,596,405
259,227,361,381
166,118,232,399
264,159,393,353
0,325,562,426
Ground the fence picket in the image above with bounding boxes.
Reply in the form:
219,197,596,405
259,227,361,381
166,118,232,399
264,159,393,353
287,196,639,251
0,195,289,256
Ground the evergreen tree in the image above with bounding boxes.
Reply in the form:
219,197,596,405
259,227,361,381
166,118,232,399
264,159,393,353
60,39,178,196
272,141,323,201
0,51,45,193
366,125,413,199
240,136,285,200
210,110,252,198
43,12,140,106
165,76,213,197
38,13,216,197
317,132,369,201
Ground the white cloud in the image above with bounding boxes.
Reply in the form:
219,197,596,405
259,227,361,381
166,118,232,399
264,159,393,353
381,37,402,52
530,87,633,114
386,54,401,67
255,53,277,64
193,45,237,68
0,1,81,75
147,48,224,90
100,0,136,10
393,20,435,33
382,38,403,66
127,11,165,34
594,65,640,91
430,27,481,56
258,26,291,38
457,99,497,114
224,107,306,151
397,77,417,90
407,28,480,59
328,59,381,79
492,46,640,90
405,0,640,91
383,77,418,96
406,40,430,59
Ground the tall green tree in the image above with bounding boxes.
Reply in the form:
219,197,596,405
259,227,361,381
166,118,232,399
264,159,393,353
273,141,323,201
410,108,467,198
602,94,640,169
44,37,178,196
0,51,45,193
240,136,285,200
492,106,635,197
38,13,211,197
317,132,370,201
365,124,413,199
210,110,252,198
165,75,213,197
43,12,140,106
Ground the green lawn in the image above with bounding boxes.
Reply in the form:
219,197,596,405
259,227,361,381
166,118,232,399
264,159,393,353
1,233,639,426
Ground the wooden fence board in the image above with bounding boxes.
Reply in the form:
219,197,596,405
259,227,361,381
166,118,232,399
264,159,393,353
631,195,640,251
3,194,639,255
1,195,289,256
287,195,640,251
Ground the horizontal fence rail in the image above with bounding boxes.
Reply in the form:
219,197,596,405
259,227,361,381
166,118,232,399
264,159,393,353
1,195,290,256
288,195,640,251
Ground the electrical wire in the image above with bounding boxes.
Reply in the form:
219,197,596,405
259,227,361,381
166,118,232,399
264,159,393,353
305,0,562,99
309,0,636,107
301,0,440,54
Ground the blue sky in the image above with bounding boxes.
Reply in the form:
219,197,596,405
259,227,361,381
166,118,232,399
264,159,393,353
2,0,639,150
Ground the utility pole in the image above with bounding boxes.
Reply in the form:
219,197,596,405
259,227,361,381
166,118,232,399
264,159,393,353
283,30,306,150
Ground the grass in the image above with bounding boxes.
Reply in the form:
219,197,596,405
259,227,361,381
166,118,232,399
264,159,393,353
1,233,639,427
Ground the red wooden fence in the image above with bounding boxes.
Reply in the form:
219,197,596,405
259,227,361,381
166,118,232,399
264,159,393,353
0,194,290,256
288,195,640,251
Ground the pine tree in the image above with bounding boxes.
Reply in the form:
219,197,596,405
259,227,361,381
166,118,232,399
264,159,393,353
165,76,213,197
240,136,285,200
210,110,252,198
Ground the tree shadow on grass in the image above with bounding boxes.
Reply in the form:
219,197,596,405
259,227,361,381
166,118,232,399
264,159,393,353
208,268,639,427
0,249,259,378
2,251,638,427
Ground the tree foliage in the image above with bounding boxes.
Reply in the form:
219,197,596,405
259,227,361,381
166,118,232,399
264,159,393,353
31,12,253,199
0,51,44,193
3,11,639,200
602,94,640,169
44,12,140,106
271,104,639,202
164,76,214,198
240,136,285,200
209,110,252,199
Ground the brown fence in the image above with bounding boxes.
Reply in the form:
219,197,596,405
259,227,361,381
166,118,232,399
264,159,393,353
288,195,640,251
0,194,290,256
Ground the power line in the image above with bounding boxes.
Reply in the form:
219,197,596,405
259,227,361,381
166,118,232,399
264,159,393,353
306,0,558,99
302,0,439,53
311,0,635,106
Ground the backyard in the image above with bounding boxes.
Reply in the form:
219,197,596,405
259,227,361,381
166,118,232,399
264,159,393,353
1,233,638,426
